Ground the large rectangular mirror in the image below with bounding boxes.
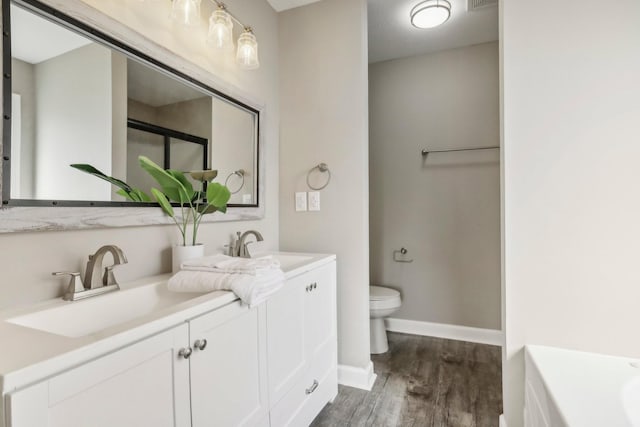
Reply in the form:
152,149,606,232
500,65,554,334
3,0,260,208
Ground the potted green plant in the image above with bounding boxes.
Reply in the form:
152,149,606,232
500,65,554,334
138,156,230,271
71,156,231,272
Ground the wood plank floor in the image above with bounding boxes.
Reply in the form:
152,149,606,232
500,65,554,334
311,332,502,427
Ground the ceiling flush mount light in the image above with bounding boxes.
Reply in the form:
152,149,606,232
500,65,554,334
410,0,451,29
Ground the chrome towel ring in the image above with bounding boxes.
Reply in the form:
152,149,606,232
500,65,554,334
224,169,246,194
307,163,331,190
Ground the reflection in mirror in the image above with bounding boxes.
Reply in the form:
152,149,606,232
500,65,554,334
6,1,259,207
126,119,208,196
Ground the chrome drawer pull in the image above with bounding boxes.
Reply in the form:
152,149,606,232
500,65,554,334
305,380,319,395
194,339,208,351
178,347,193,359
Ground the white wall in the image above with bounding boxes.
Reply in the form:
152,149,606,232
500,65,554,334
0,0,279,310
279,0,371,373
34,43,113,200
369,42,500,330
502,1,640,426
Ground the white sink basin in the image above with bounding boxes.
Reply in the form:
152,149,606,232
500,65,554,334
623,374,640,426
7,281,204,338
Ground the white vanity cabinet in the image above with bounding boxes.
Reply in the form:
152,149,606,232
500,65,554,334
267,261,338,427
2,254,336,427
6,303,269,427
7,324,192,427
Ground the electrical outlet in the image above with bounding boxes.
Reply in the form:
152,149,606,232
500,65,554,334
242,194,252,204
308,191,320,211
295,192,307,211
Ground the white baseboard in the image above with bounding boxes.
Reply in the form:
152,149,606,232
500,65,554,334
499,414,507,427
385,318,503,347
337,361,377,391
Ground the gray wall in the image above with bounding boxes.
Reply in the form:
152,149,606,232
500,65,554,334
279,0,372,371
211,100,256,205
502,0,640,426
369,42,500,330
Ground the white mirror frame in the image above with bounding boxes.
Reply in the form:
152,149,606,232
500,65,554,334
0,0,266,233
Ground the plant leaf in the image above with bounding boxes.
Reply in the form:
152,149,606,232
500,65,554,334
131,188,152,202
166,169,194,198
138,156,192,203
72,163,150,201
116,188,136,201
151,188,175,217
71,164,133,192
206,182,231,212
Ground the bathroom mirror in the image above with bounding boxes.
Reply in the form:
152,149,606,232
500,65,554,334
2,0,260,209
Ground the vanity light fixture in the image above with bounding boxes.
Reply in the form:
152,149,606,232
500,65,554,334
236,28,259,70
171,0,260,69
207,4,235,51
171,0,202,27
410,0,451,29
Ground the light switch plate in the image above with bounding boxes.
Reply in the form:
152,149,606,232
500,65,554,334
308,191,320,211
295,192,307,211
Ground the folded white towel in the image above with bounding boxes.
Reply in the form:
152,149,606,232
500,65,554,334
168,268,285,307
181,254,281,275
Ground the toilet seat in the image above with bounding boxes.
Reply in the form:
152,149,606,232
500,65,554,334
369,286,401,310
370,286,400,301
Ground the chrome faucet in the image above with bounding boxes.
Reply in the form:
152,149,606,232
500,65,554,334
231,230,264,258
84,245,128,289
52,245,128,301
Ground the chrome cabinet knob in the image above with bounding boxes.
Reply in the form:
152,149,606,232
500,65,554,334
194,339,208,351
178,347,193,359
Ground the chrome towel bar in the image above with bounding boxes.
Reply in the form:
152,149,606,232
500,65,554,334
421,146,499,158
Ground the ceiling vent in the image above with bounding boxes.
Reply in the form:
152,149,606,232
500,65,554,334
467,0,498,11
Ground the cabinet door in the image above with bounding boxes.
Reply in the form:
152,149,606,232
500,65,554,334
305,262,337,368
189,301,269,427
7,324,191,427
265,273,307,405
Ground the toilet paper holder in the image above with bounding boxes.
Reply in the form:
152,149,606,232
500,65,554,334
393,247,413,263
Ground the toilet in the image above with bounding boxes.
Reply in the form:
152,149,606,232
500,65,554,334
369,286,402,354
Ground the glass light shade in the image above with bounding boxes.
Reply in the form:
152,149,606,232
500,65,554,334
171,0,201,27
207,9,234,51
410,0,451,29
236,29,259,70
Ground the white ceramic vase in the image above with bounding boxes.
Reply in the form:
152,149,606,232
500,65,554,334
172,244,205,273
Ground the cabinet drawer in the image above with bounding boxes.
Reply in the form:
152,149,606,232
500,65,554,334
269,365,337,427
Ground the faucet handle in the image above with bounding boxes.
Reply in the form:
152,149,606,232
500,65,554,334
52,271,85,298
102,266,121,287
